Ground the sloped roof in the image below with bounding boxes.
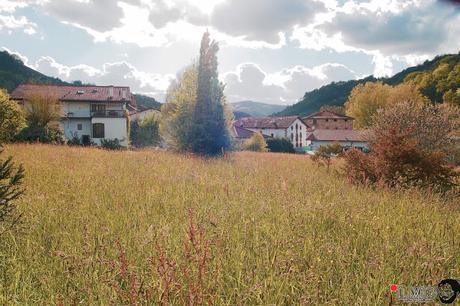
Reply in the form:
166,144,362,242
232,126,256,139
306,129,367,142
303,111,354,120
11,84,136,107
234,116,306,129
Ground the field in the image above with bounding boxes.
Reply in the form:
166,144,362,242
0,144,459,305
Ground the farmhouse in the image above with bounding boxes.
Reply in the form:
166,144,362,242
129,105,160,122
305,129,368,151
302,111,354,130
11,84,136,147
234,116,309,149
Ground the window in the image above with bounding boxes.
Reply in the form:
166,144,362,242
334,119,337,122
326,119,329,122
313,119,317,125
92,123,105,138
345,119,348,122
91,104,106,112
271,133,274,137
77,123,83,131
291,133,294,141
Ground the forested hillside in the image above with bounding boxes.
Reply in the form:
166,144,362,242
277,53,460,116
0,51,67,92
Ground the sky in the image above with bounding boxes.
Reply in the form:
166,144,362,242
1,0,459,105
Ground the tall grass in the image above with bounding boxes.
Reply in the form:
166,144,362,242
0,144,458,304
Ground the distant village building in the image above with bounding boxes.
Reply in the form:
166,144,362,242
129,105,160,122
12,84,136,147
233,111,369,152
233,116,309,149
305,129,368,151
302,111,354,130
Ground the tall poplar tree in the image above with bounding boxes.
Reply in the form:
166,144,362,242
191,31,231,156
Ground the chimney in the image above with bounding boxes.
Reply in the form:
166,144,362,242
108,86,114,99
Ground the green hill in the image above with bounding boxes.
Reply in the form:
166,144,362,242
277,53,460,116
0,50,67,92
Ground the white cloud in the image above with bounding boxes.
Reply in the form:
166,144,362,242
34,56,175,100
0,14,37,34
223,62,358,104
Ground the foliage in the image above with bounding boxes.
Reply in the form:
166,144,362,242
311,142,343,171
343,128,458,192
344,101,460,191
160,64,198,151
266,137,295,153
67,133,81,146
241,133,268,152
0,147,24,235
371,102,460,164
405,54,460,106
0,89,25,143
345,82,427,128
190,32,231,156
15,93,65,144
100,138,123,150
133,113,161,148
319,105,346,115
1,144,459,304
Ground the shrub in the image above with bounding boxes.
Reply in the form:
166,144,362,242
266,138,295,153
67,133,81,146
0,147,25,235
344,127,458,192
132,113,161,148
311,143,343,171
0,89,26,143
242,133,268,152
17,92,64,144
101,138,123,150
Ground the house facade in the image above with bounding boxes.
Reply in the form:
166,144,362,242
11,84,136,147
302,111,354,130
304,129,368,152
233,116,309,149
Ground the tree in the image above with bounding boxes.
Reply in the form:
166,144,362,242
134,113,161,147
0,147,25,235
190,31,231,156
311,143,343,171
320,105,346,115
345,82,426,129
0,89,25,143
266,138,295,153
160,64,199,151
16,92,65,144
372,102,460,164
343,102,460,191
242,133,268,152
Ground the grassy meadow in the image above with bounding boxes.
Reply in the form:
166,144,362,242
0,144,459,305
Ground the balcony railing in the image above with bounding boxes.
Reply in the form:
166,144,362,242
91,110,126,118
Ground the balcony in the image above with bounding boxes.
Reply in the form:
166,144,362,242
91,110,126,118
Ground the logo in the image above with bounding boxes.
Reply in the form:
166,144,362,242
390,279,460,304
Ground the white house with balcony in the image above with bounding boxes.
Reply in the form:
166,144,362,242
12,84,136,147
233,116,309,149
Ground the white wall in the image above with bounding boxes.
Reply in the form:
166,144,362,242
62,102,90,117
307,140,368,151
131,109,159,122
91,117,128,147
61,119,92,140
286,118,308,148
246,128,286,138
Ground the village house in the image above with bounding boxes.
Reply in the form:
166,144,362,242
233,111,369,152
302,111,354,130
11,84,136,147
129,105,160,122
233,116,309,149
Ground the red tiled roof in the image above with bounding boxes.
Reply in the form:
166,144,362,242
232,125,256,139
306,129,367,142
11,84,136,107
234,116,307,129
303,111,354,120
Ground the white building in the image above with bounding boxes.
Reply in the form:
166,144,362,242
12,84,136,147
234,116,309,149
129,106,160,122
